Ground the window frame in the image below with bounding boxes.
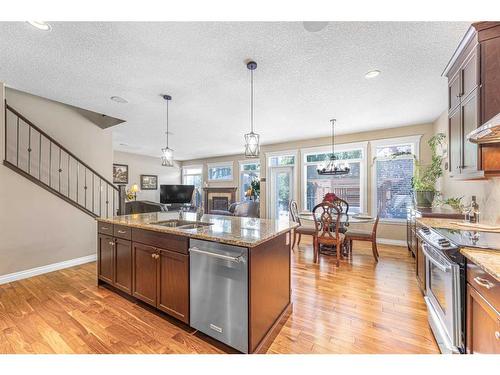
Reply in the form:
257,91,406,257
300,141,368,213
238,160,261,201
370,135,422,223
182,164,204,208
207,161,234,182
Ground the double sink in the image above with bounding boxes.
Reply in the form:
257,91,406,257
151,219,213,230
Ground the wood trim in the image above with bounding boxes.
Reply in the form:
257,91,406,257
3,159,98,218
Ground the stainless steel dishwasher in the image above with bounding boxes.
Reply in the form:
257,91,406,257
189,238,248,353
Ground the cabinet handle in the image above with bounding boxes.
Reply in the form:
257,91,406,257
151,253,155,259
108,241,114,246
473,276,494,289
117,230,127,234
495,331,500,340
101,226,109,230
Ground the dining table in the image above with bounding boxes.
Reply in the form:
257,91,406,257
297,212,375,256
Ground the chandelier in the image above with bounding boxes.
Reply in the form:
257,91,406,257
317,119,350,175
244,61,260,157
161,94,174,167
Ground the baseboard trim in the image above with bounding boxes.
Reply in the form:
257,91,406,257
376,238,407,247
0,254,96,285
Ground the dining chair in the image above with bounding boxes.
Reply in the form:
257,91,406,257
331,197,350,234
289,200,316,250
344,215,380,262
312,201,345,266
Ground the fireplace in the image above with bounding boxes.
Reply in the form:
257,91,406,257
203,187,237,214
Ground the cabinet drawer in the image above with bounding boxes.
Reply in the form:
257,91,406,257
114,224,131,240
467,261,500,311
97,221,113,235
131,228,189,254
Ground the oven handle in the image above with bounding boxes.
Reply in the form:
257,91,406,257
421,243,451,272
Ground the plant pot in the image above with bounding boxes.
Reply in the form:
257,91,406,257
414,190,435,208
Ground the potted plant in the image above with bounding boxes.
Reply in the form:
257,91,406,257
411,133,446,208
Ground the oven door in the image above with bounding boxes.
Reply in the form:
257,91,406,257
422,242,462,353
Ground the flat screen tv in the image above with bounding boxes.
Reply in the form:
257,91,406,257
160,184,195,204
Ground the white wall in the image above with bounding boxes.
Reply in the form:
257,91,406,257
0,85,114,277
433,111,500,224
113,150,181,202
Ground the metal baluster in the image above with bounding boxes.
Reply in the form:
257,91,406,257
67,154,70,197
84,167,87,208
106,183,109,218
92,173,94,214
38,132,42,180
58,147,62,193
99,178,102,217
16,117,19,166
76,162,79,204
28,126,31,174
49,141,52,187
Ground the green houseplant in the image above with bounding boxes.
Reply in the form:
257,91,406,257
411,133,446,208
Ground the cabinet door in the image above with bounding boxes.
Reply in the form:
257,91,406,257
132,243,158,306
157,249,189,324
461,46,479,100
480,36,500,123
416,240,426,293
98,234,114,284
461,89,479,173
466,284,500,354
114,238,132,294
448,71,461,112
449,107,462,175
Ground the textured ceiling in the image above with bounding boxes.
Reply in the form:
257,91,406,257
0,22,469,160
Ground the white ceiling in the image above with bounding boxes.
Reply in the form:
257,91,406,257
0,21,469,160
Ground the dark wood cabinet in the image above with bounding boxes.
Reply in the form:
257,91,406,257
461,89,479,174
114,238,132,294
445,22,500,179
132,243,158,306
157,249,189,324
466,260,500,354
449,107,462,176
98,234,114,284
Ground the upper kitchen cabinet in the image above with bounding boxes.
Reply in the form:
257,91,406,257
444,22,500,179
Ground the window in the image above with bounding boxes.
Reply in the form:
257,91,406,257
372,136,421,221
239,161,260,201
269,155,295,166
182,166,203,208
207,162,233,181
303,144,366,213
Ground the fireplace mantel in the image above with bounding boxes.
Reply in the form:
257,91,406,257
203,187,237,214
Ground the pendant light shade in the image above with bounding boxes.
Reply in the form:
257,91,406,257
161,95,174,167
244,61,260,157
317,119,350,176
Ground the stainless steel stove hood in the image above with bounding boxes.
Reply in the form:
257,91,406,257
467,113,500,144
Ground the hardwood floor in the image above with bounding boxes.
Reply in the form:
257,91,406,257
0,240,439,354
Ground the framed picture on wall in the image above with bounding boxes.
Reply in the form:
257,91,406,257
140,174,158,190
113,164,129,184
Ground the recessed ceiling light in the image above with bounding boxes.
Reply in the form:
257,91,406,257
27,21,52,31
365,70,381,79
303,21,329,33
110,96,128,104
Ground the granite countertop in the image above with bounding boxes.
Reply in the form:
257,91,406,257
461,248,500,282
417,217,500,281
98,212,298,248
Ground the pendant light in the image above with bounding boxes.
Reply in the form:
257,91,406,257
244,61,260,157
317,119,350,175
161,94,174,167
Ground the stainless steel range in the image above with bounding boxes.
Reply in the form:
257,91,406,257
418,226,500,354
417,227,464,354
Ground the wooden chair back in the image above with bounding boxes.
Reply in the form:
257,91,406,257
332,197,349,215
371,215,380,239
289,200,301,225
312,201,341,241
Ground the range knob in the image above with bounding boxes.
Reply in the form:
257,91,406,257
437,238,451,247
422,227,430,234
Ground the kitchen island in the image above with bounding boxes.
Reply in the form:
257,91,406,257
96,211,297,353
